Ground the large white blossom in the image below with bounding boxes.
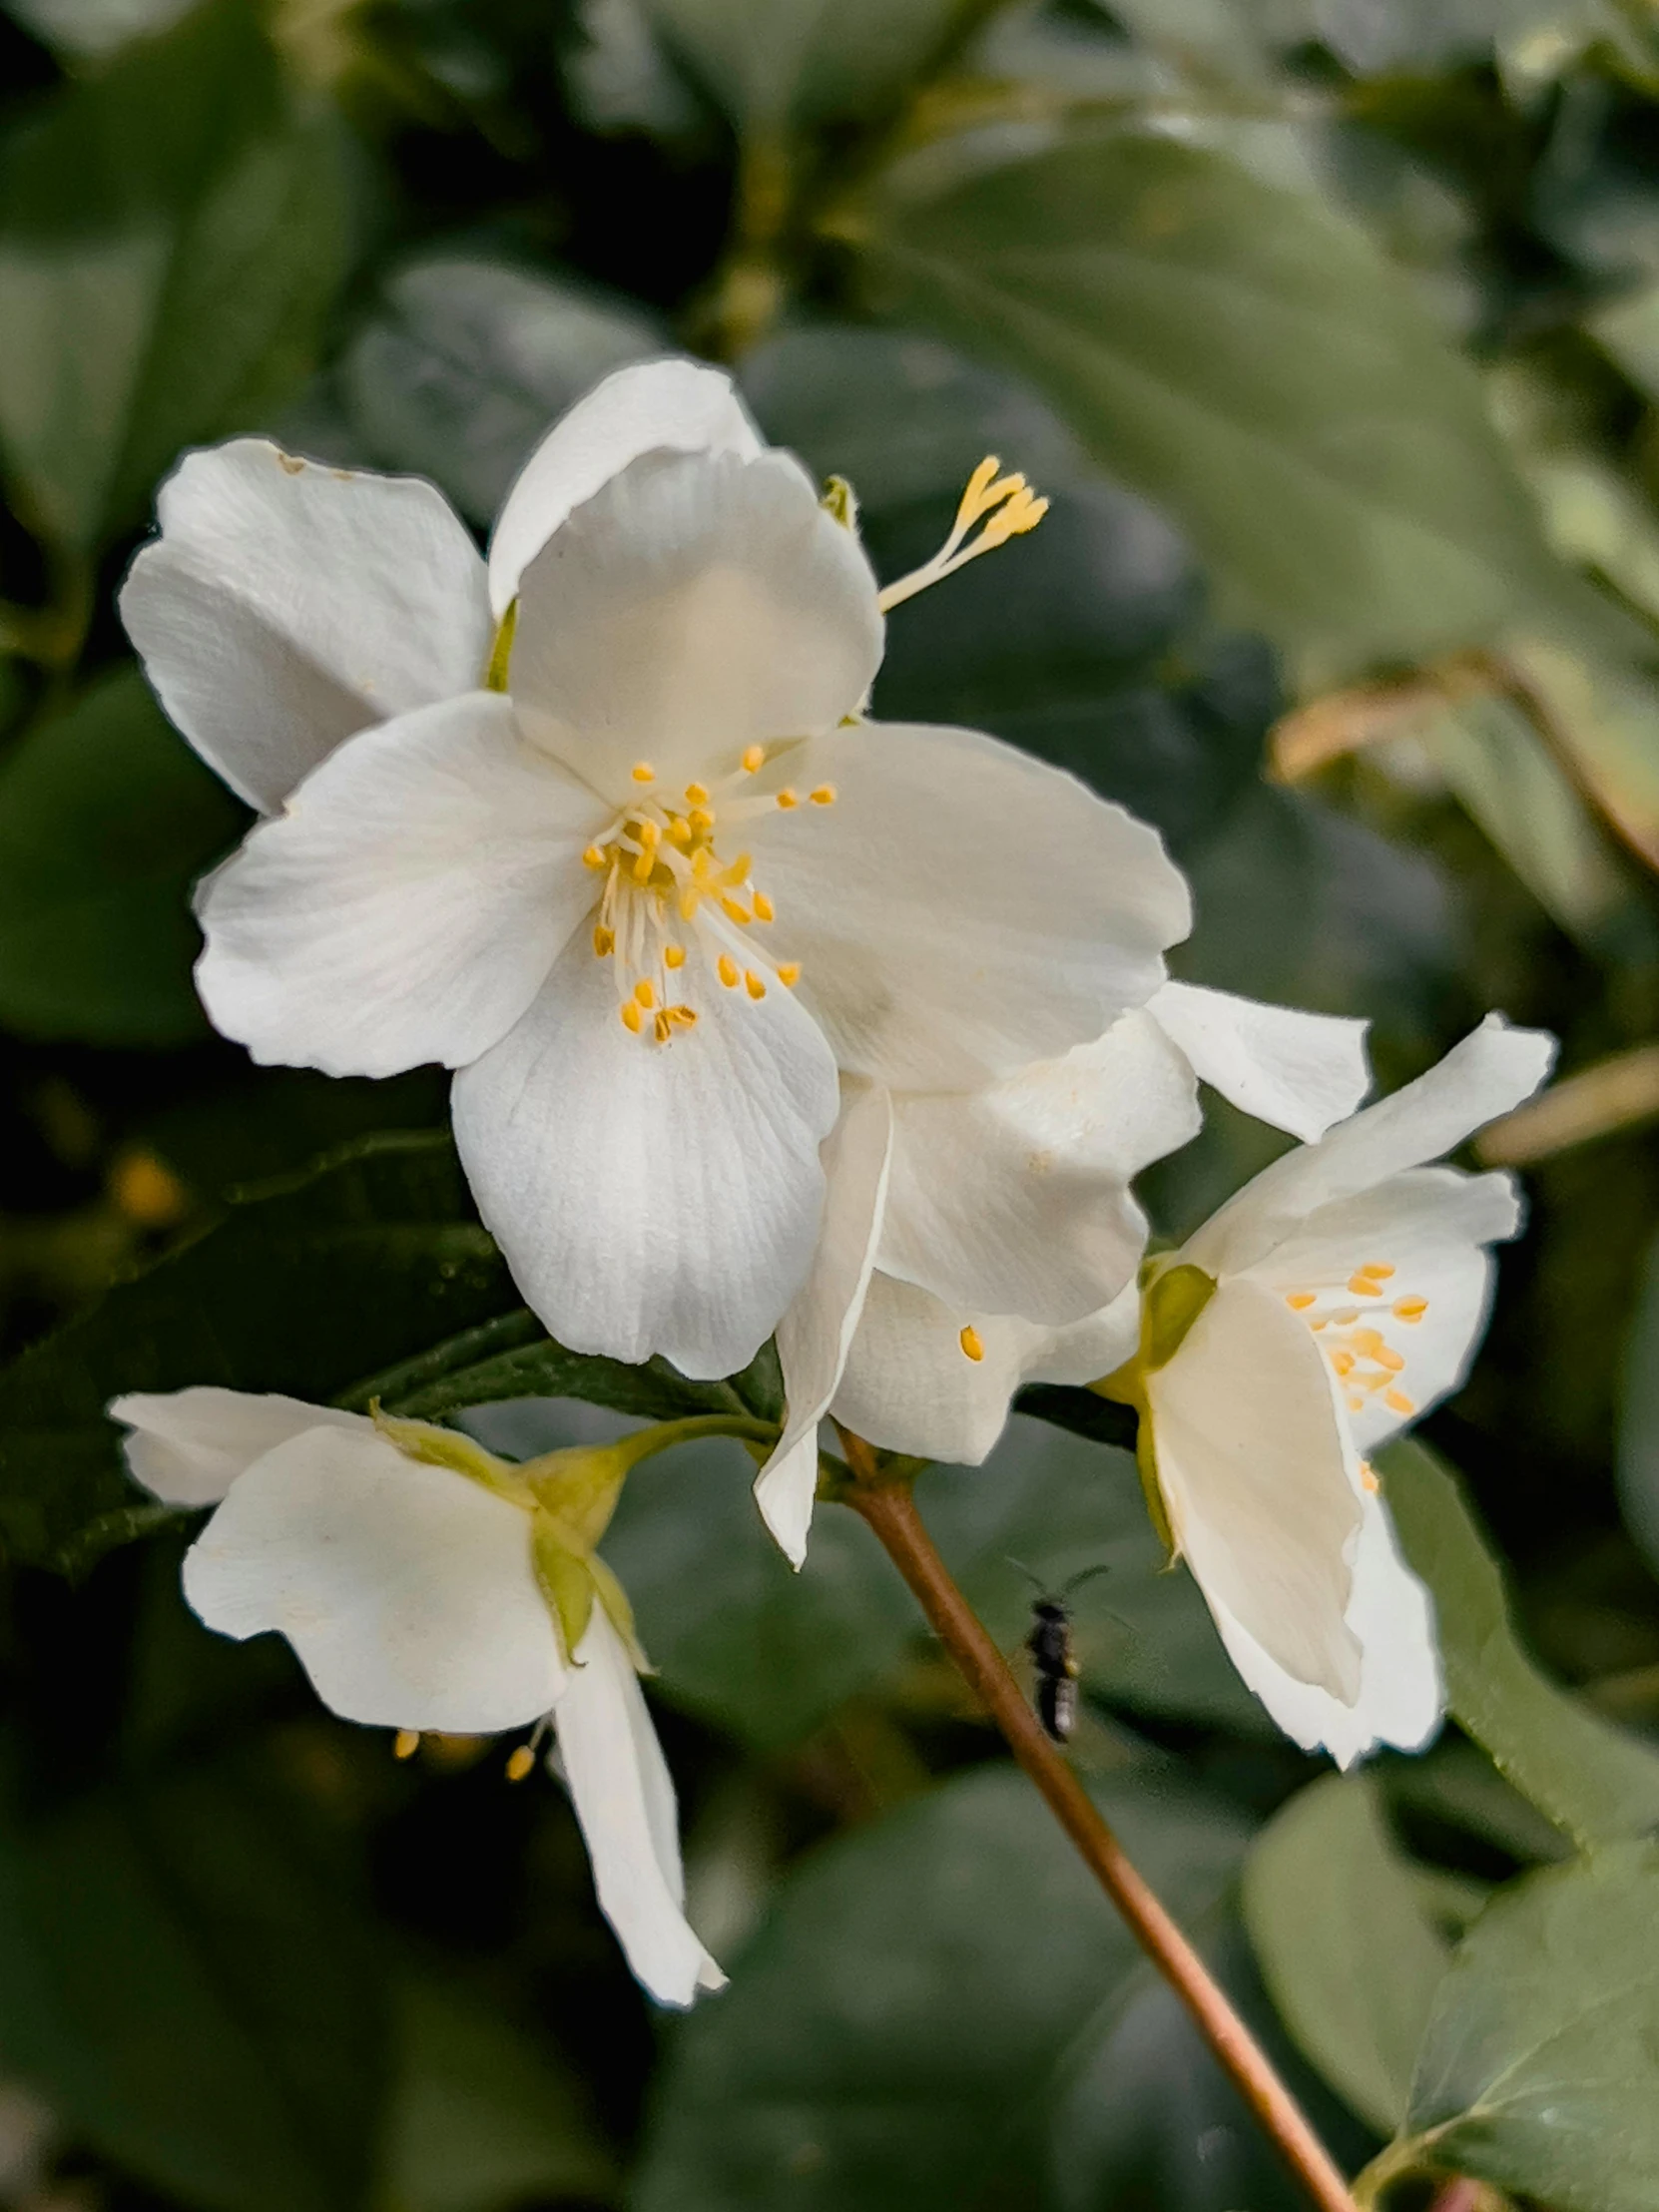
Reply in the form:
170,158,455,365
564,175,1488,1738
753,980,1373,1558
810,1014,1554,1767
108,1387,724,2008
121,361,1191,1381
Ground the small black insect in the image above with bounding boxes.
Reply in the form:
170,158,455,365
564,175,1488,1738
1010,1560,1113,1743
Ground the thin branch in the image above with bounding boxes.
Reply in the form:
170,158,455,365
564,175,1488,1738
835,1431,1360,2212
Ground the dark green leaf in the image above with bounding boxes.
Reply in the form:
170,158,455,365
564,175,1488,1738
0,1750,387,2212
852,129,1561,661
1616,1223,1659,1578
633,1763,1254,2212
1243,1772,1449,2134
1364,1842,1659,2211
0,0,348,554
1382,1438,1659,1851
0,667,247,1044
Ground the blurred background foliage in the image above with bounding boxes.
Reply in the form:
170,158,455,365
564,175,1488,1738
6,0,1659,2205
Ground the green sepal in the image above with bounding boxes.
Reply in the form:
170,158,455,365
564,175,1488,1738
589,1553,653,1674
532,1514,596,1665
371,1406,533,1506
484,599,518,693
821,475,859,530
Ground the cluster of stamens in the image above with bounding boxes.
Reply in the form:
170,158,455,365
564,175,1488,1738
876,455,1051,615
584,747,825,1040
1283,1260,1429,1423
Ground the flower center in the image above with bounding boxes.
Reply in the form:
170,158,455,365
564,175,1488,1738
1282,1261,1428,1421
581,746,829,1042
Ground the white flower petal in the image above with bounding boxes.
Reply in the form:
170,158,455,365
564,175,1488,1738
1203,1491,1441,1767
452,926,839,1379
488,358,762,616
120,440,492,814
1147,1276,1364,1702
1148,980,1371,1142
1256,1166,1521,1453
1185,1015,1554,1280
183,1425,563,1732
553,1606,724,2007
509,446,879,804
197,694,602,1078
830,1271,1137,1466
752,723,1191,1090
878,1010,1196,1325
756,1081,894,1566
109,1386,366,1505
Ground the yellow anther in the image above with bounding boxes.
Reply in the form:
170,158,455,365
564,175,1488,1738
666,816,692,847
620,1001,643,1034
689,807,716,833
776,789,799,810
1363,1262,1395,1279
1393,1296,1428,1322
582,843,607,869
979,488,1049,548
1348,1273,1384,1297
505,1744,535,1783
393,1730,420,1762
637,819,660,846
1311,1317,1328,1331
718,954,740,988
632,847,655,883
634,979,657,1009
721,852,752,885
958,455,1002,523
777,961,801,987
745,969,767,999
654,1010,673,1043
1375,1345,1405,1374
720,895,752,925
592,924,615,957
665,944,687,969
1360,1461,1381,1495
631,762,655,784
742,744,766,773
753,891,775,922
1348,1394,1365,1412
1351,1328,1385,1359
1332,1350,1356,1378
810,785,835,806
669,1004,698,1028
1286,1292,1316,1312
1333,1309,1359,1328
678,887,700,921
685,783,710,807
1384,1388,1414,1415
959,1325,985,1362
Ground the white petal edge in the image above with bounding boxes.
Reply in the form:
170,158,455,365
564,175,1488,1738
1148,980,1372,1143
197,693,603,1078
553,1605,724,2006
488,357,763,615
182,1424,563,1732
110,1386,366,1506
452,925,839,1379
121,439,492,813
756,1081,894,1566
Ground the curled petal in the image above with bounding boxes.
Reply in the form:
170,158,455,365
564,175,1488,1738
1148,980,1371,1143
110,1386,366,1506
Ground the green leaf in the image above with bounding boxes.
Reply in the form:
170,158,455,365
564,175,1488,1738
0,667,247,1044
633,1763,1255,2211
1616,1223,1659,1578
644,0,959,136
340,257,662,526
850,128,1561,664
383,1976,617,2212
0,0,348,555
1243,1773,1449,2135
0,1750,387,2212
1364,1842,1659,2210
1381,1438,1659,1851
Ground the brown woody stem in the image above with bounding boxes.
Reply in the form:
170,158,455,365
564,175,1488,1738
835,1432,1360,2212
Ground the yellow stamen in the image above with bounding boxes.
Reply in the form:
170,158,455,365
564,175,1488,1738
1393,1296,1428,1322
1332,1350,1356,1377
745,969,767,999
505,1745,535,1783
720,895,752,925
721,852,752,885
620,1001,643,1033
685,782,710,807
1363,1262,1395,1279
1384,1388,1414,1415
666,816,692,847
1374,1345,1405,1374
718,954,740,988
689,807,715,833
665,944,687,969
742,744,765,773
777,961,801,987
1348,1273,1383,1296
631,761,655,784
810,785,835,806
753,891,775,922
582,843,606,869
1333,1308,1359,1328
1286,1292,1316,1312
393,1730,420,1762
1360,1461,1381,1494
669,1005,698,1028
592,924,614,957
959,1325,985,1362
776,790,798,810
634,980,656,1009
654,1010,673,1043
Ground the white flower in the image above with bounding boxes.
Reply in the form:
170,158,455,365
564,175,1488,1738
753,981,1373,1559
813,1014,1555,1767
107,1386,725,2008
120,361,1191,1381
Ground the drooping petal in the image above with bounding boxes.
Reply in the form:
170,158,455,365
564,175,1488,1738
1202,1490,1441,1767
509,447,880,804
756,1081,893,1566
1184,1016,1554,1280
830,1271,1137,1467
1146,1275,1365,1702
452,926,839,1380
750,722,1191,1090
110,1386,366,1505
552,1605,724,2007
183,1425,563,1732
1253,1166,1521,1453
197,694,603,1078
877,1011,1196,1325
120,440,492,813
1147,980,1371,1143
488,358,762,616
